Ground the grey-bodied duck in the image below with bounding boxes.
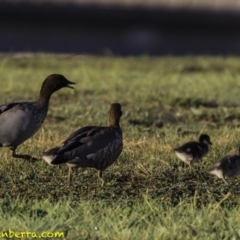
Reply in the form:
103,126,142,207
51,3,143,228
42,103,123,185
0,74,75,160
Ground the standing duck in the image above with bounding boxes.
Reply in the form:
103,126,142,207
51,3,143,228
0,74,75,160
42,103,123,185
173,134,212,165
208,145,240,184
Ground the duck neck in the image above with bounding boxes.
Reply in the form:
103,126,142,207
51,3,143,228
108,119,120,128
110,124,120,128
37,93,52,107
38,88,54,105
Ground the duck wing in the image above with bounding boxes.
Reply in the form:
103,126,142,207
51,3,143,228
174,141,199,153
174,141,207,159
0,102,22,115
51,126,121,164
221,155,240,170
58,126,101,154
62,126,99,145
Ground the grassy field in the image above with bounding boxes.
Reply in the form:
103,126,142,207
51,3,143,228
0,54,240,239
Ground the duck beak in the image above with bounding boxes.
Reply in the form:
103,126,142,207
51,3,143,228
209,141,212,145
66,80,76,89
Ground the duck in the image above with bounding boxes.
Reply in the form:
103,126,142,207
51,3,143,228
0,74,75,160
173,134,212,165
42,103,123,185
208,145,240,184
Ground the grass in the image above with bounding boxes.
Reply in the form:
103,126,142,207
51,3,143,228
0,54,240,239
1,196,240,239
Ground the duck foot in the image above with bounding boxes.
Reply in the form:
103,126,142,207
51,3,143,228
67,167,73,186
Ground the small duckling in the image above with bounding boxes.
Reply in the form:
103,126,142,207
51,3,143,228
173,134,212,165
208,145,240,184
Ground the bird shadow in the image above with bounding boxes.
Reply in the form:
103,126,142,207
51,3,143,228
13,154,38,162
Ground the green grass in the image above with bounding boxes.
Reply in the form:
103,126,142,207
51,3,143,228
1,196,240,240
0,54,240,239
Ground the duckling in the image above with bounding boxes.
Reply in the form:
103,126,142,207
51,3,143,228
0,74,75,160
42,103,123,185
173,134,212,165
208,145,240,184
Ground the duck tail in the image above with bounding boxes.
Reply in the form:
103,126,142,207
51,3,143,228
50,154,68,165
43,146,61,156
42,146,61,165
208,165,216,172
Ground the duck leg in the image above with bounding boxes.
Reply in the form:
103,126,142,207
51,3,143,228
11,148,38,161
67,167,83,185
68,167,73,185
97,170,105,187
222,177,228,184
178,161,188,171
189,161,193,170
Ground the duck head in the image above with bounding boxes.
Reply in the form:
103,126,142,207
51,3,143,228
39,74,75,99
199,134,212,145
108,103,122,127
